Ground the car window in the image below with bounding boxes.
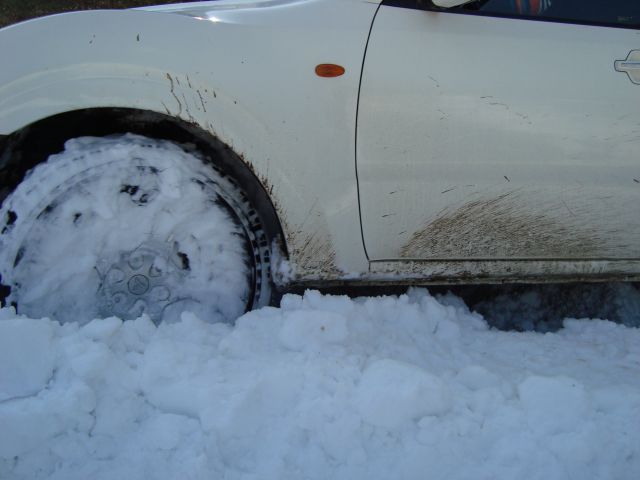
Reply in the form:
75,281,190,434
454,0,640,28
385,0,640,29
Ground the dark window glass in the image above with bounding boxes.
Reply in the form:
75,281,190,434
455,0,640,28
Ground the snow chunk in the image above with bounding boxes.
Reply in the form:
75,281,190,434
0,314,54,401
139,413,200,451
0,382,95,459
456,365,501,391
279,310,348,351
80,316,123,342
356,359,452,428
518,375,590,434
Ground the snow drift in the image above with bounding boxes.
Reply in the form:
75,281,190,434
1,288,639,480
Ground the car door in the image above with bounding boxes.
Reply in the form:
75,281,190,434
357,0,640,266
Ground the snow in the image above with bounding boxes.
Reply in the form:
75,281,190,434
356,359,452,427
0,135,250,325
1,287,639,480
0,312,54,402
1,134,639,479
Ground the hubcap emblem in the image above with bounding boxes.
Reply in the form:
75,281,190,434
128,274,150,295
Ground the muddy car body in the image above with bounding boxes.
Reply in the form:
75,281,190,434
1,0,639,321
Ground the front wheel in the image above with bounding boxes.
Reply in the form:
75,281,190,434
0,134,271,324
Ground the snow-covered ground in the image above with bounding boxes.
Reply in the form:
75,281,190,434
1,133,639,479
1,286,639,480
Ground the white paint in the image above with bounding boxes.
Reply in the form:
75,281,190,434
0,0,377,280
3,1,640,286
358,7,640,265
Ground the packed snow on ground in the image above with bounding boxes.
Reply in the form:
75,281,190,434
1,286,639,480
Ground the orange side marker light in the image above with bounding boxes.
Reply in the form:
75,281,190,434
315,64,345,78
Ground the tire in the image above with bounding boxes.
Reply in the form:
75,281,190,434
0,134,271,324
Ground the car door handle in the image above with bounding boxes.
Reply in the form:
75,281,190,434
615,50,640,84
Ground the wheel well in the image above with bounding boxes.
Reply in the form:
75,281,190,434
0,108,286,257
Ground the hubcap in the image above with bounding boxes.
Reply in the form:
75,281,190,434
97,241,188,323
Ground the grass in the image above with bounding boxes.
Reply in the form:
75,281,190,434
0,0,188,28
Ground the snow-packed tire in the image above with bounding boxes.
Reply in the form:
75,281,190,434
0,134,271,324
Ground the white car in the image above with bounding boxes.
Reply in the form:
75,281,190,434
1,0,639,323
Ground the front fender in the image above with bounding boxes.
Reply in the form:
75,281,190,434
0,1,378,278
0,9,271,151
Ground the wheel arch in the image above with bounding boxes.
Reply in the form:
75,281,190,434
0,107,288,263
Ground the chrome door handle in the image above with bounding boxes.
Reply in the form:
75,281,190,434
615,50,640,84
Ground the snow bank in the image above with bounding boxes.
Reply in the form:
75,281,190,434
1,289,639,479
